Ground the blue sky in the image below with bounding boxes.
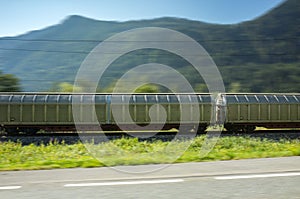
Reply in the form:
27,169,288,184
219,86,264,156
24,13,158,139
0,0,284,37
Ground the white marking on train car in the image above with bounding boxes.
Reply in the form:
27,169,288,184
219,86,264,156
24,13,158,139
64,179,184,187
0,186,22,190
215,172,300,180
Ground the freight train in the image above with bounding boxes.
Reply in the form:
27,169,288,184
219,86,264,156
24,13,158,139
0,93,299,134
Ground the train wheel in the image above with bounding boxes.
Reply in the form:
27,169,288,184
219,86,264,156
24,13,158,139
224,124,240,133
5,127,19,135
20,128,39,135
179,125,194,134
241,126,256,133
197,125,207,134
0,126,4,134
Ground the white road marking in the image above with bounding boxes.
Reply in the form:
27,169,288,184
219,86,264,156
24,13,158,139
215,172,300,180
64,179,184,187
0,186,22,190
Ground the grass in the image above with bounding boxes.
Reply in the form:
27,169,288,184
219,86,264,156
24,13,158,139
0,136,299,171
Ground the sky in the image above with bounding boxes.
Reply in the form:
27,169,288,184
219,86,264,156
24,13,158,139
0,0,285,37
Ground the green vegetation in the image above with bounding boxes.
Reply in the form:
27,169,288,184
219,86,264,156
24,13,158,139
102,83,162,93
0,71,20,92
134,84,161,93
0,0,298,92
0,141,102,170
0,136,299,171
220,62,300,93
49,82,83,92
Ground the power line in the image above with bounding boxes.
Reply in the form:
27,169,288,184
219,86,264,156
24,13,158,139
0,47,89,54
0,47,297,57
0,37,298,43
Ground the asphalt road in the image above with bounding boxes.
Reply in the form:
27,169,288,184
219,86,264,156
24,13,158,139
1,157,300,199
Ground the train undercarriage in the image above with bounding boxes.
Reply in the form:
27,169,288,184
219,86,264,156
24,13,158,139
1,122,300,135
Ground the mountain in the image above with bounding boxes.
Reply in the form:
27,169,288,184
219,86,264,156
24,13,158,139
0,0,299,92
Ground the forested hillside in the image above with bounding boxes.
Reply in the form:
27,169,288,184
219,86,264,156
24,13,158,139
0,0,298,92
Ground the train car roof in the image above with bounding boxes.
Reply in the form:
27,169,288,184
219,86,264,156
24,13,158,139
225,94,300,103
0,93,299,103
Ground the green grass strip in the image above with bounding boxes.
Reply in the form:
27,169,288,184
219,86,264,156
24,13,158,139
0,136,299,171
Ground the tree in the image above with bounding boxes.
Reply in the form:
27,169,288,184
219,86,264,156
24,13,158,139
0,71,21,92
228,82,242,93
49,82,82,92
134,84,160,93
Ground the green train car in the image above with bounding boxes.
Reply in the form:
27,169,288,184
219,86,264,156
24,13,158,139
0,93,299,134
225,94,300,132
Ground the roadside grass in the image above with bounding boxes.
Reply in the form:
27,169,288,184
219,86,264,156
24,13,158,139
0,136,299,171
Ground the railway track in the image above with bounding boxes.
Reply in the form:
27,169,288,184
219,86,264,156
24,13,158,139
1,130,299,145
